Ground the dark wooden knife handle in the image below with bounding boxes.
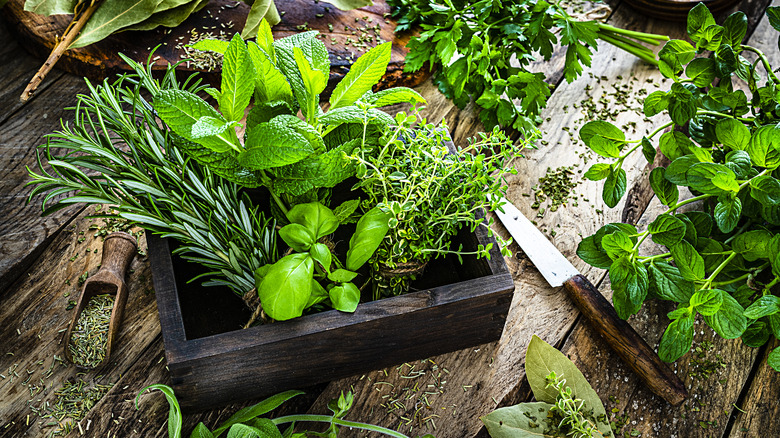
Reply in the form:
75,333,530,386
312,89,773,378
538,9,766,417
563,274,688,406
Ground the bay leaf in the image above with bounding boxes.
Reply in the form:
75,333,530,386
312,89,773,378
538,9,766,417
324,0,373,10
23,0,77,15
124,0,208,32
524,335,613,437
481,402,558,438
241,0,280,39
70,0,164,48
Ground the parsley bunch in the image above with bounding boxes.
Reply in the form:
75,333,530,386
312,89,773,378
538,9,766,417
578,5,780,368
390,0,669,132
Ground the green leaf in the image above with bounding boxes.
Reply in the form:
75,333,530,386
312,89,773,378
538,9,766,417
744,295,780,319
648,262,695,302
307,279,329,308
750,175,780,206
665,155,698,185
333,199,361,223
328,268,358,283
732,230,774,261
191,39,229,54
691,289,723,316
247,42,294,105
191,117,239,140
481,402,558,438
577,235,612,269
320,106,395,133
703,290,747,339
648,214,687,247
747,125,780,169
659,311,694,362
190,423,214,438
125,0,209,32
294,46,329,117
686,162,736,195
584,163,611,181
649,167,679,207
286,202,339,239
362,87,426,107
326,0,373,10
226,424,265,438
685,57,716,87
219,34,255,123
658,40,696,78
154,89,240,153
346,207,391,271
767,6,780,32
723,11,747,48
309,242,332,273
212,390,304,436
601,231,634,260
671,241,705,281
329,282,360,312
239,121,315,170
580,120,625,148
716,118,750,151
644,90,669,116
242,2,281,39
136,384,182,438
70,0,161,48
278,223,315,252
523,335,612,436
257,253,314,320
769,347,780,372
725,150,752,178
687,3,717,43
714,195,742,233
668,84,696,125
330,42,391,109
659,131,693,161
603,166,627,208
609,256,648,319
641,137,657,163
24,0,77,15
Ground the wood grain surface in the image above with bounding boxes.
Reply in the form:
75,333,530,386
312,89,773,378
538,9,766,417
1,0,429,96
1,0,780,436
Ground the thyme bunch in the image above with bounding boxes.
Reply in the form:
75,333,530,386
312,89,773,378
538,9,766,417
545,371,604,438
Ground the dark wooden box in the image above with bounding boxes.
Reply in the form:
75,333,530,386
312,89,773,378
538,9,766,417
148,205,515,412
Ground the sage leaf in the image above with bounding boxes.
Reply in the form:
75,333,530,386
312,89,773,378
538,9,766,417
330,42,392,109
257,254,314,321
346,207,391,271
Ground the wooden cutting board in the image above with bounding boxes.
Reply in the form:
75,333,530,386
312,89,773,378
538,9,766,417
1,0,429,91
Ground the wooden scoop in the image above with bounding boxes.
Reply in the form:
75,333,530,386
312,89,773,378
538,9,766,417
64,231,137,369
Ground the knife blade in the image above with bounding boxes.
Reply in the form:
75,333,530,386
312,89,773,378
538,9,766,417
494,197,688,406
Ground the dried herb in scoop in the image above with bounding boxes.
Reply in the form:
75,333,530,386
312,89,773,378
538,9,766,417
68,294,114,368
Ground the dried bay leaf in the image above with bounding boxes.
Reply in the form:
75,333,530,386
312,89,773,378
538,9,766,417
325,0,372,10
124,0,208,32
23,0,77,15
481,402,558,438
242,0,280,39
69,0,164,48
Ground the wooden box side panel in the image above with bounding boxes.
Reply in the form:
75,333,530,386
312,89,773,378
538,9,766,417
169,275,514,411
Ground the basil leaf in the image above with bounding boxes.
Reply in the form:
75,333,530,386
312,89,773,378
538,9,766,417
257,254,314,321
329,282,361,312
328,268,358,283
286,202,339,240
212,391,303,436
278,224,315,252
309,242,332,273
346,207,392,271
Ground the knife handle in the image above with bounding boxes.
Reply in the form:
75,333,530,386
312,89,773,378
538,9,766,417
563,274,688,406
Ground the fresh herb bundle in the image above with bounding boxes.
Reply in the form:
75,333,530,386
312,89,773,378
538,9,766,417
481,335,612,438
351,112,526,297
578,4,780,367
389,0,669,133
152,23,425,216
27,55,278,296
137,384,435,438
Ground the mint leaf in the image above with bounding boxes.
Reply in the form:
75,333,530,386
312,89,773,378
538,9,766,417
750,175,780,206
687,3,717,43
714,195,742,233
219,33,255,122
154,89,240,153
659,131,693,161
686,162,736,195
716,118,750,151
747,125,780,169
603,166,627,208
691,289,723,316
191,39,228,54
671,241,705,281
702,290,747,339
293,47,328,120
769,347,780,372
191,117,239,140
648,262,694,302
648,214,687,247
580,120,625,146
577,235,613,269
330,42,392,109
649,167,679,207
609,256,648,319
723,11,747,48
239,122,315,170
584,163,611,181
644,90,669,116
247,42,294,105
659,311,694,362
732,230,774,261
744,295,780,319
601,231,634,260
361,87,426,107
685,57,716,87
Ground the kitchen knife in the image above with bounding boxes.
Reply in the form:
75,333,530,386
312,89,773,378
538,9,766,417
494,197,688,406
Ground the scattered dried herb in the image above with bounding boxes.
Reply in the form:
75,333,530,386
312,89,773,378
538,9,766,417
531,166,581,217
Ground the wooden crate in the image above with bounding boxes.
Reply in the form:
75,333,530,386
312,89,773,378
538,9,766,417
148,201,515,412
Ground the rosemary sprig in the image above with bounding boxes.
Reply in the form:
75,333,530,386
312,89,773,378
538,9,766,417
26,55,278,296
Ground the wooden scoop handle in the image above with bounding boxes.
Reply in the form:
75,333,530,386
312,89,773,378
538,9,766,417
563,274,688,406
100,232,137,280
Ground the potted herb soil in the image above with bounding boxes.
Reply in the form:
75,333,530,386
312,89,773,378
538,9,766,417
28,20,522,410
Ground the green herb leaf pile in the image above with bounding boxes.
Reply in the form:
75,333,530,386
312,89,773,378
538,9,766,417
389,0,669,132
579,4,780,368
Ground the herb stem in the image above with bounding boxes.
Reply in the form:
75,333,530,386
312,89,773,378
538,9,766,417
271,415,411,438
696,110,755,123
597,33,659,66
596,23,670,44
646,120,676,140
702,252,737,289
638,252,671,263
667,194,710,212
711,263,769,287
742,44,780,84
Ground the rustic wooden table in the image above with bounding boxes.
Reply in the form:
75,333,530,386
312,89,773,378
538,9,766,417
2,0,779,436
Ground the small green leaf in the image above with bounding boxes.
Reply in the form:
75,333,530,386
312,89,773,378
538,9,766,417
713,195,742,233
659,311,694,362
648,214,686,247
744,295,780,319
750,175,780,206
769,347,780,372
659,131,693,161
603,166,627,208
609,256,648,319
239,122,315,170
649,167,679,207
716,118,750,151
703,291,747,339
580,121,625,149
154,89,240,153
732,230,774,261
691,289,723,316
219,33,255,122
278,223,315,252
686,162,736,195
190,423,214,438
671,241,705,281
329,282,360,312
286,202,339,239
584,163,611,181
747,125,780,169
644,90,669,116
257,254,314,320
648,262,695,302
309,242,332,273
685,57,716,87
328,268,358,283
481,402,556,438
641,137,657,162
